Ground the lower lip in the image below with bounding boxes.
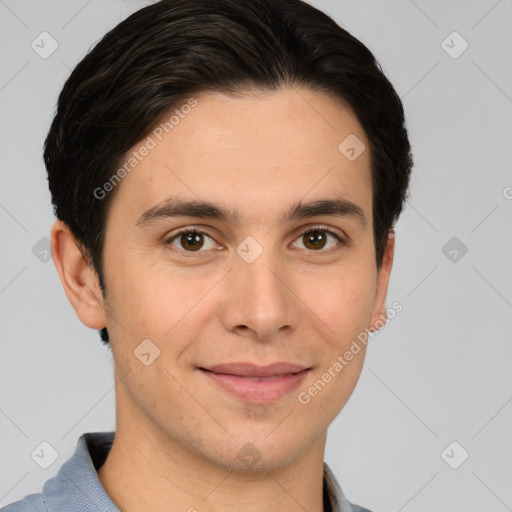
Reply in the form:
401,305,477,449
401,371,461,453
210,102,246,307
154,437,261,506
200,368,310,404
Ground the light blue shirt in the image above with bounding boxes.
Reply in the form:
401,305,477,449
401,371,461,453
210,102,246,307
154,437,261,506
1,432,372,512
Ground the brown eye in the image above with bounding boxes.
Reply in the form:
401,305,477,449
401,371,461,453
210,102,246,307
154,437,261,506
180,231,204,251
303,230,327,250
165,229,218,253
293,227,343,252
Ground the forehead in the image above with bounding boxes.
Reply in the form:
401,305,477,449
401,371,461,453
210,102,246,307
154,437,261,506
108,87,372,224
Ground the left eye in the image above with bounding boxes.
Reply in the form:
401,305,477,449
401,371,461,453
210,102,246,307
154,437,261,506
165,227,343,254
292,228,342,251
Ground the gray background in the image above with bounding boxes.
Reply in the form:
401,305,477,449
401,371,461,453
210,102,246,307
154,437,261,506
1,0,511,510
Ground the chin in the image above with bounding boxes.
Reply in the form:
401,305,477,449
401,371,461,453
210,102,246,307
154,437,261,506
199,429,314,474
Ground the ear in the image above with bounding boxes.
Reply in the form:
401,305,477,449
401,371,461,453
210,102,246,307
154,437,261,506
50,220,107,330
369,230,395,332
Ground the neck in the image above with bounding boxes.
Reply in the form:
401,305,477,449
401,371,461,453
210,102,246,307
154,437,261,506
97,404,327,512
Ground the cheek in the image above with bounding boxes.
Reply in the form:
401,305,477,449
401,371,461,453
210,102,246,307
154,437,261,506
307,263,376,413
296,335,367,429
312,262,378,338
104,249,220,349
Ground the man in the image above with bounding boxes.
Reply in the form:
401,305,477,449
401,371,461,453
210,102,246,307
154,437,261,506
1,0,412,510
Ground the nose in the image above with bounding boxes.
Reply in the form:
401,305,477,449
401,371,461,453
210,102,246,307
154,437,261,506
219,246,299,342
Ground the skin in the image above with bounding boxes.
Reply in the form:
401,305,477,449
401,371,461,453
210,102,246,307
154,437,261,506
51,87,394,512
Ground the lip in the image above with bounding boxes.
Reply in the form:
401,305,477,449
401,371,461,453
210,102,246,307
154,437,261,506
199,362,311,404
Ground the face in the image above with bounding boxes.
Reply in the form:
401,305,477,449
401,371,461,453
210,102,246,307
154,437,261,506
89,87,392,470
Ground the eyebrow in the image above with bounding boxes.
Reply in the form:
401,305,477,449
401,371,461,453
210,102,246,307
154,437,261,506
136,195,366,227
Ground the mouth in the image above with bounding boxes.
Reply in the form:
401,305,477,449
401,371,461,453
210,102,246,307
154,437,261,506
198,362,311,403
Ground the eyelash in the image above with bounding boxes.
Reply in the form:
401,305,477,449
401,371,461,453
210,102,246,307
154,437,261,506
163,225,345,257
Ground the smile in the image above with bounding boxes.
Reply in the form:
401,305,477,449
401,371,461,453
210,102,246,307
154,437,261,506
198,362,311,404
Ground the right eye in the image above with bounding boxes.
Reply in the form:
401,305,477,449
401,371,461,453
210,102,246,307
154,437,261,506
164,228,220,254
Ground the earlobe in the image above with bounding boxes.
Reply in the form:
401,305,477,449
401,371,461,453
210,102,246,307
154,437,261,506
50,220,107,330
369,230,395,332
369,306,388,332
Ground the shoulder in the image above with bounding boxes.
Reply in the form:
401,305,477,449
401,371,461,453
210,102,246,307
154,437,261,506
0,493,48,511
